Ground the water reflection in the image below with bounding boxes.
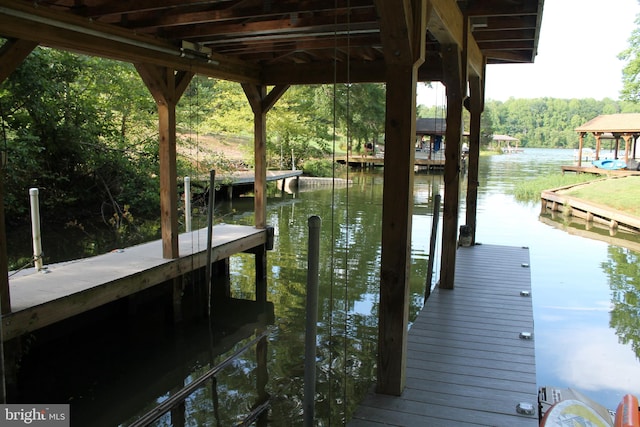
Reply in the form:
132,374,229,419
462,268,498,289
604,246,640,359
8,148,640,423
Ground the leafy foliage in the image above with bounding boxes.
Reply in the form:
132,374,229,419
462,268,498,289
619,12,640,103
485,98,640,148
1,47,159,225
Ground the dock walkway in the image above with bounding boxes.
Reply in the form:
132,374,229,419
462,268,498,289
5,224,269,341
349,244,537,426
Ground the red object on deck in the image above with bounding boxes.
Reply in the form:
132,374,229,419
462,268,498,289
615,394,640,427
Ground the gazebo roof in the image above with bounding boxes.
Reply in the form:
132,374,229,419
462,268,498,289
492,134,519,142
575,113,640,134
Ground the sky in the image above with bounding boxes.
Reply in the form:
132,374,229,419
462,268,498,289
418,0,640,104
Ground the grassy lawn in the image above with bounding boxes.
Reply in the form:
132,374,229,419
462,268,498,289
558,176,640,217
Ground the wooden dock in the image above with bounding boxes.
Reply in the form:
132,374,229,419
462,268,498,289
541,184,640,232
561,165,640,176
336,154,446,169
4,224,271,341
349,244,537,426
218,169,302,186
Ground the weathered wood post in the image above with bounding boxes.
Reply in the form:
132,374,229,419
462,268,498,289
376,0,425,396
465,72,485,245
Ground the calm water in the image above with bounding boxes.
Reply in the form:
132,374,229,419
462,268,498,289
10,148,640,425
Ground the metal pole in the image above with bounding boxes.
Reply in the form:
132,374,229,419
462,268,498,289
303,215,321,427
29,188,44,271
425,194,441,303
205,170,215,317
184,176,192,232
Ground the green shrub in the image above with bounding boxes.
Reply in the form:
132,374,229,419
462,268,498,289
302,159,338,177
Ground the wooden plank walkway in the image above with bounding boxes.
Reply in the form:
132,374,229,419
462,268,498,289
541,182,640,232
4,224,268,341
349,244,537,427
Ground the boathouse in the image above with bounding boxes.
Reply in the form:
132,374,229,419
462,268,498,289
575,113,640,166
0,0,545,421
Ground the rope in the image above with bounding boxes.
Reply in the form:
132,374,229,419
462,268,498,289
342,0,352,420
328,0,338,423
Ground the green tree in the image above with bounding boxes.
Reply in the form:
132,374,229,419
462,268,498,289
1,46,160,225
619,11,640,103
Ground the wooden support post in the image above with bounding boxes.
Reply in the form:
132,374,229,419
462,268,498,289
242,84,289,229
0,173,10,316
439,43,465,290
577,133,585,167
374,0,425,397
0,39,38,83
136,65,193,323
623,135,631,163
135,64,194,259
0,39,37,319
465,72,484,245
595,133,602,160
377,63,417,395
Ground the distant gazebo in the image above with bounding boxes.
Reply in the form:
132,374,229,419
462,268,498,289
492,134,521,153
575,113,640,166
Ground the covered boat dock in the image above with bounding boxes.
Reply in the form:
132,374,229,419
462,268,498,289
574,113,640,167
0,0,545,422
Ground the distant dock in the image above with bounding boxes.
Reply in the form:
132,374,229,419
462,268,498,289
336,151,446,170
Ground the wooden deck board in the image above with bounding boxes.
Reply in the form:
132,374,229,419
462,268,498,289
4,224,267,341
349,244,537,426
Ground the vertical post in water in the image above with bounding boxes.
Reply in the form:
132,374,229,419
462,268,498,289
205,170,215,317
29,188,44,271
184,176,192,232
425,194,441,302
303,215,321,427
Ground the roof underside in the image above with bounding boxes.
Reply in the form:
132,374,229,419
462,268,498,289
575,114,640,134
0,0,544,85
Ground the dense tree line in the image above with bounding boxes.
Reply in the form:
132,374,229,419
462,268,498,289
485,97,640,149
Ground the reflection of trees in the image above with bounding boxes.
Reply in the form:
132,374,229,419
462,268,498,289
602,246,640,359
223,172,440,424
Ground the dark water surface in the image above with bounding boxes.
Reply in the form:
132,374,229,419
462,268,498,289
9,148,640,425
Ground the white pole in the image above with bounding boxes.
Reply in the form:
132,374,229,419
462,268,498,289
29,188,44,271
184,177,192,232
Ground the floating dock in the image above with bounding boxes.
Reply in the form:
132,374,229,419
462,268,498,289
5,224,272,341
349,244,537,426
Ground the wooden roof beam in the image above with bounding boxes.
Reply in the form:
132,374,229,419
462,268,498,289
464,0,540,16
0,0,261,84
0,38,38,83
115,0,375,31
427,0,484,78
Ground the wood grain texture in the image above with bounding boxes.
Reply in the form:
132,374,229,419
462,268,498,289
351,244,537,427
